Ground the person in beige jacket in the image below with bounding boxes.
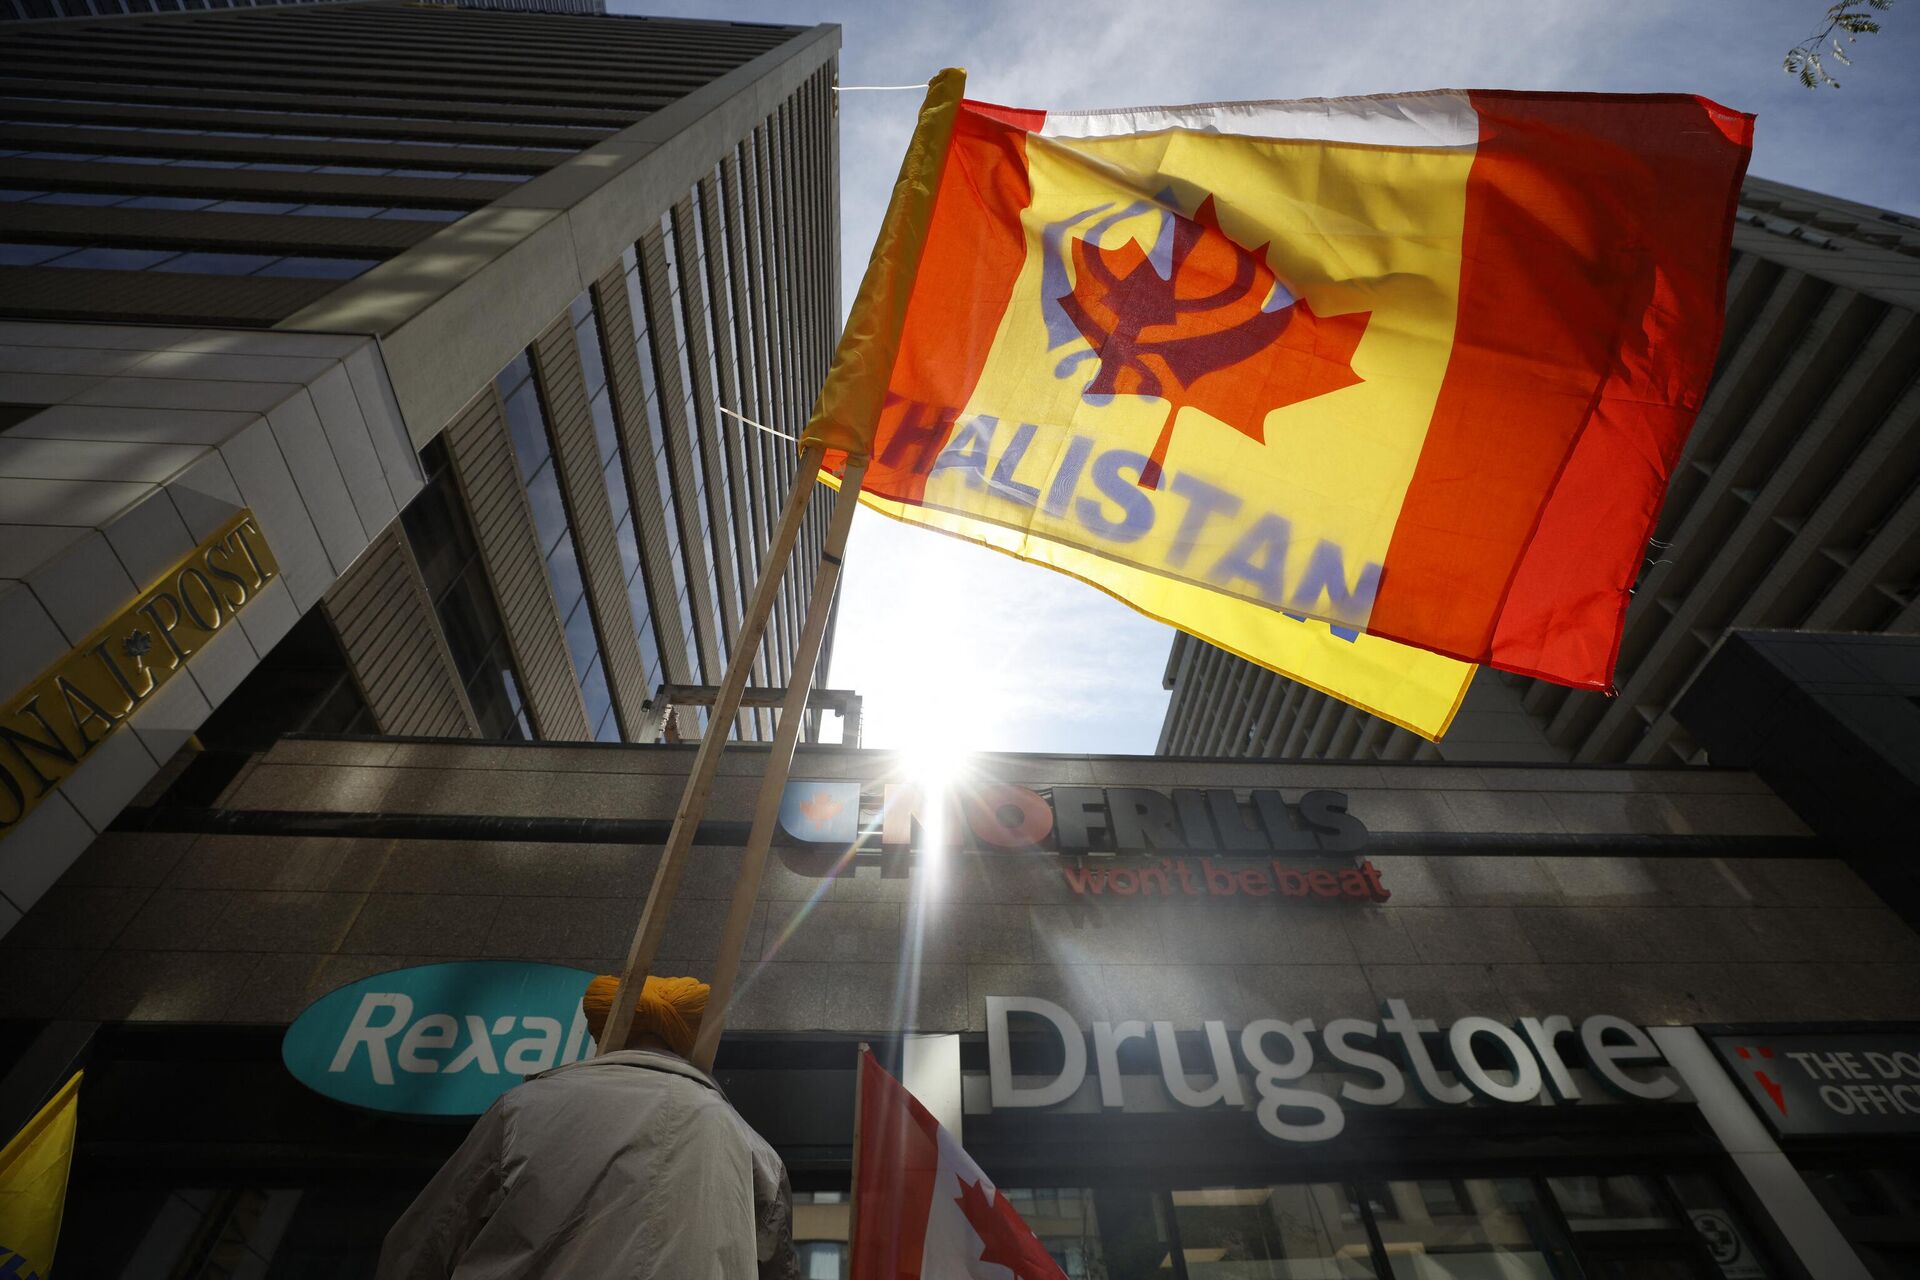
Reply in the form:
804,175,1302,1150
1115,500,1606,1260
376,975,797,1280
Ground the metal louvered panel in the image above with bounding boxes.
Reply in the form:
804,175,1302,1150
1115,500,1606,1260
441,386,591,741
697,169,759,632
594,258,689,691
0,266,336,327
637,221,720,684
530,311,650,740
323,525,479,740
0,205,441,255
670,191,742,648
2,97,613,148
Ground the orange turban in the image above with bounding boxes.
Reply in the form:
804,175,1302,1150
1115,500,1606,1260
581,975,709,1057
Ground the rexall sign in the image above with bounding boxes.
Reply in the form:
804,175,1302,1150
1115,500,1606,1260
282,961,598,1116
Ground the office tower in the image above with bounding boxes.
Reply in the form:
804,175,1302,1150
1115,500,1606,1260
1158,173,1920,764
0,3,841,923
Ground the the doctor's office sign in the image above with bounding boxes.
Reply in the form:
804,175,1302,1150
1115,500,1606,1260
776,778,1389,904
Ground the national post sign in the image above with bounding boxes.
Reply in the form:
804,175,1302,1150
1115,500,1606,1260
807,77,1752,737
0,510,278,840
283,961,599,1116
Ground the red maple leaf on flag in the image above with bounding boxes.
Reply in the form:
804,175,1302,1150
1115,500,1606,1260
1059,194,1370,489
955,1177,1067,1280
798,790,843,825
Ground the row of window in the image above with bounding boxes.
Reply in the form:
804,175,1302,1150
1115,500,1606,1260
732,124,805,700
411,118,809,744
717,139,785,705
0,240,378,278
4,117,577,152
657,206,727,736
2,93,614,139
792,1170,1765,1280
623,242,703,690
1,149,530,180
573,289,665,700
498,348,617,743
400,438,532,741
0,187,465,221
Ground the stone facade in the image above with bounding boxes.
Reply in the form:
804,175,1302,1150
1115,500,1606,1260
7,737,1914,1038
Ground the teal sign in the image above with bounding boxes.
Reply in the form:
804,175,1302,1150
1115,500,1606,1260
282,961,598,1116
779,778,861,844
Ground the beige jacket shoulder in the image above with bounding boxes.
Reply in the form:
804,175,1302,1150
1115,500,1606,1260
376,1050,796,1280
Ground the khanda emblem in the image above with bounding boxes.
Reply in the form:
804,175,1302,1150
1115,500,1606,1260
1043,194,1370,489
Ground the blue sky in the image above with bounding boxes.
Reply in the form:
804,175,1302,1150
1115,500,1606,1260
617,0,1920,755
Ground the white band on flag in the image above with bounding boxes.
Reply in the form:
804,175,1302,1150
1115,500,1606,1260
1035,89,1479,147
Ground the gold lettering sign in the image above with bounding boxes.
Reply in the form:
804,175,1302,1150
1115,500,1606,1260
0,510,279,836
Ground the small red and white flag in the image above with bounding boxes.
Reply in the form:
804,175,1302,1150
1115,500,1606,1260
851,1048,1066,1280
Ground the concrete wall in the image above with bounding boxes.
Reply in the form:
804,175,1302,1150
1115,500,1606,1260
0,324,422,926
5,739,1915,1035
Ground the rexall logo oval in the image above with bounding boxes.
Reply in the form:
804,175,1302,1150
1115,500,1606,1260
282,961,599,1116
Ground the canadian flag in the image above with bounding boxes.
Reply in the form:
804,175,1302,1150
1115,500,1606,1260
851,1048,1066,1280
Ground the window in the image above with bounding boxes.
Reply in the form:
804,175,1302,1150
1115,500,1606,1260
496,345,614,742
624,242,702,684
400,437,529,740
574,285,665,698
0,143,533,180
0,240,379,279
1170,1184,1377,1278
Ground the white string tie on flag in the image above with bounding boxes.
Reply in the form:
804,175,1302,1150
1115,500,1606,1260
718,405,799,442
833,82,932,92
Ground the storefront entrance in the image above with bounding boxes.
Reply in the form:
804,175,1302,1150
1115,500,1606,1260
792,1173,1743,1278
36,1024,1786,1279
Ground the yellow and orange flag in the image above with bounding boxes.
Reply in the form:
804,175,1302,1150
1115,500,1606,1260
808,72,1752,737
0,1072,81,1280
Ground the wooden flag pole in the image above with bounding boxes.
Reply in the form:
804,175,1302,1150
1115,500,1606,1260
600,442,826,1052
847,1042,870,1268
689,455,868,1071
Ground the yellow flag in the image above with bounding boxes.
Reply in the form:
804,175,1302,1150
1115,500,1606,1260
0,1072,81,1279
803,83,1752,736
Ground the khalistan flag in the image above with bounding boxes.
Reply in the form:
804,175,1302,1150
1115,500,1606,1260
0,1071,81,1280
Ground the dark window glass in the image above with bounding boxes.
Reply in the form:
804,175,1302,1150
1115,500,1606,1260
523,460,567,557
51,245,178,269
254,256,377,279
495,351,533,397
208,198,299,214
581,654,611,732
590,387,618,462
562,593,598,681
626,253,698,683
577,323,608,399
400,437,526,741
378,207,465,222
152,251,277,275
502,382,548,470
545,524,585,618
122,195,215,210
37,190,126,205
614,510,640,582
297,204,379,219
604,451,632,522
0,243,68,265
493,343,610,740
